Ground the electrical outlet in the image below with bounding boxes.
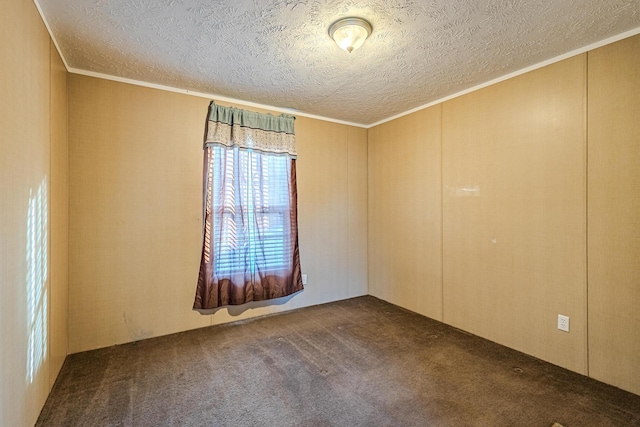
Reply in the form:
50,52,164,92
558,314,570,332
302,274,308,285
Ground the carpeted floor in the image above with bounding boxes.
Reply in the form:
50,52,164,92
37,296,640,426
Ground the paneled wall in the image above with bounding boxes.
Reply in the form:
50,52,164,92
368,107,443,320
369,35,640,395
68,75,368,353
0,1,69,425
587,35,640,395
296,118,368,305
68,77,211,352
50,40,69,387
442,55,587,374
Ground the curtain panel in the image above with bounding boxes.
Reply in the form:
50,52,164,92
194,102,303,310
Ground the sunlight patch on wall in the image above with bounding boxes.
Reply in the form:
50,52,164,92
26,178,48,384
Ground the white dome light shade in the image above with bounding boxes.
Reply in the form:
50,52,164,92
329,18,372,53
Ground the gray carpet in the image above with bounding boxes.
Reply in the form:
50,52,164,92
37,296,640,426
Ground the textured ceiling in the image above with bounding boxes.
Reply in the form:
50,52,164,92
38,0,640,125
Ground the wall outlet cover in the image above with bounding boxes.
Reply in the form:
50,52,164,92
558,314,570,332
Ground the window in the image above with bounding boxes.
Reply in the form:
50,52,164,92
212,146,291,275
194,102,303,310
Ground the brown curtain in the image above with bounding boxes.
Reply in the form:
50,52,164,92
194,102,303,310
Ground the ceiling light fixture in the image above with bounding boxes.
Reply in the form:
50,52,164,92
328,17,372,53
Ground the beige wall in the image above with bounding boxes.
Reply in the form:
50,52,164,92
296,118,369,304
587,35,640,396
369,35,640,395
0,1,69,425
368,107,443,320
442,55,588,374
67,75,368,353
50,40,69,388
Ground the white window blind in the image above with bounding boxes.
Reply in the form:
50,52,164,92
211,146,291,276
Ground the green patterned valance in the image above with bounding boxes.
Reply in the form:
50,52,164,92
204,101,296,158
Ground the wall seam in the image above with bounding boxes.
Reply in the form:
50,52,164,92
346,125,350,298
440,104,445,322
364,127,369,297
65,69,70,358
48,37,53,392
584,51,590,377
